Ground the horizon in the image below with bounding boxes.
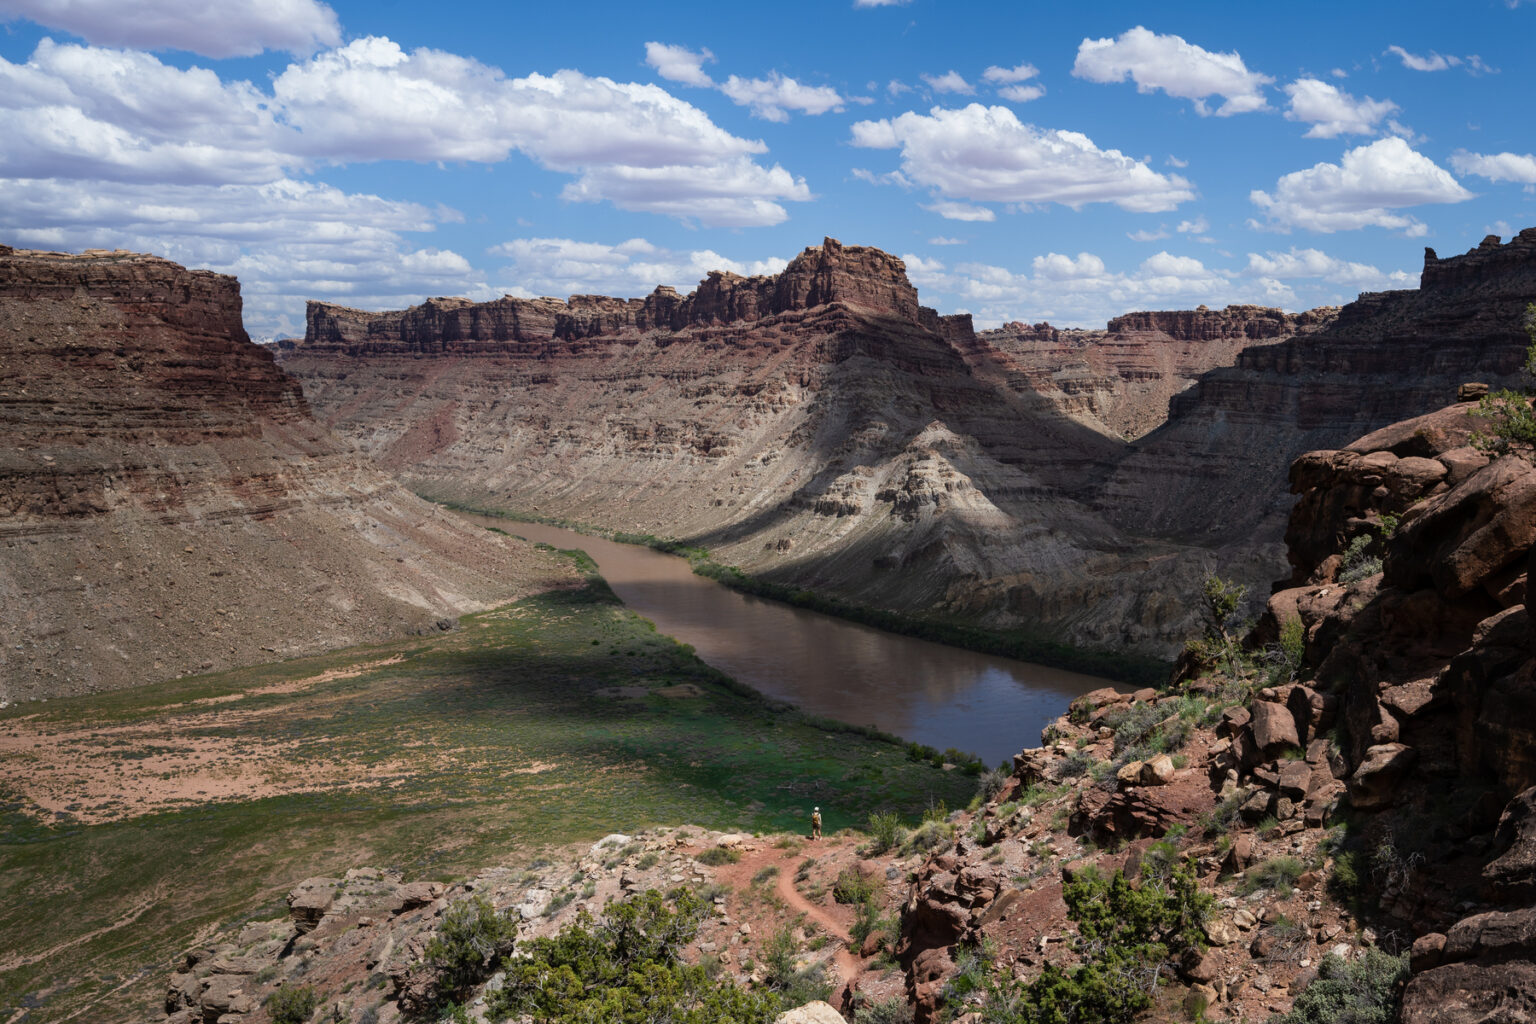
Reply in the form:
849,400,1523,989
1,0,1532,339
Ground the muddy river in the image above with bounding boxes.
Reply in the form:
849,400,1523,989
463,516,1114,768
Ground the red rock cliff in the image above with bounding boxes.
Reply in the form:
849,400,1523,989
0,245,570,698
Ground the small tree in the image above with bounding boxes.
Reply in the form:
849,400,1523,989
421,893,519,1005
1471,302,1536,458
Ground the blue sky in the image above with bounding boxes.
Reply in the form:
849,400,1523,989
1,0,1532,339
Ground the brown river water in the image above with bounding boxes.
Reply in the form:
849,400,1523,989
461,516,1112,768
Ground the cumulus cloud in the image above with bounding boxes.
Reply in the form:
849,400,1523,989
1,36,813,228
1249,137,1472,234
1245,247,1415,290
1450,150,1536,187
901,248,1243,327
0,0,340,57
0,176,473,337
719,73,845,121
0,39,287,184
1073,26,1272,116
1283,78,1398,138
982,63,1039,84
853,0,910,7
1127,227,1170,242
921,70,974,95
996,84,1045,103
487,237,788,299
850,103,1195,214
644,41,715,87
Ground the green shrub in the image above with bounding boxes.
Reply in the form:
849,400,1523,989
853,996,914,1024
867,811,906,855
1338,535,1382,584
265,983,319,1024
422,894,519,1004
977,766,1012,802
1267,948,1409,1024
980,861,1211,1024
901,819,952,856
488,888,779,1024
696,846,740,866
751,866,779,887
636,852,659,870
832,866,878,905
761,924,831,1005
1243,856,1305,896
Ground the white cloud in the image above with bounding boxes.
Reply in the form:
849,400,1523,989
921,70,974,95
850,167,913,188
996,84,1045,103
644,42,715,88
901,248,1243,327
487,237,788,298
1072,26,1272,116
1450,150,1536,187
1245,247,1414,289
850,103,1195,213
1,36,812,227
0,39,287,184
1250,137,1472,234
0,176,473,338
927,236,966,246
0,0,340,57
921,200,996,222
719,73,845,121
982,63,1040,85
853,0,910,7
1385,45,1458,72
1127,227,1170,242
1177,216,1209,234
1283,78,1397,138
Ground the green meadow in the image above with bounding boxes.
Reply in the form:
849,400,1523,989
0,547,976,1023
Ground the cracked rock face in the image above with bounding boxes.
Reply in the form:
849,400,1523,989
0,246,572,698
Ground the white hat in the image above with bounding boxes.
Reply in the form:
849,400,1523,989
814,806,819,811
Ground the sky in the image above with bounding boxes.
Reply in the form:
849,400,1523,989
1,0,1532,340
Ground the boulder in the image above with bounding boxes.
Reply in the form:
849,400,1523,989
1348,743,1417,810
1250,701,1300,755
1401,960,1536,1024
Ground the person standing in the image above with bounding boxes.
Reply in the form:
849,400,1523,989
811,806,822,840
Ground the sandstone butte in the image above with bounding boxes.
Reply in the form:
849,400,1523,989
156,396,1536,1024
0,244,577,699
279,230,1536,661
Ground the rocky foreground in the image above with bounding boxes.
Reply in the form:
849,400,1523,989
159,398,1536,1023
0,246,573,698
280,231,1536,660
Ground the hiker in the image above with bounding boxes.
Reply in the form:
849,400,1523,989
811,806,822,840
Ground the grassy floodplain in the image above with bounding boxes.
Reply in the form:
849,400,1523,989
0,546,976,1023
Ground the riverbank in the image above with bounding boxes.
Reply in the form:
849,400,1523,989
428,498,1170,690
0,549,978,1023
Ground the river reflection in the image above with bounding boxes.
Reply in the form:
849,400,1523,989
462,515,1112,768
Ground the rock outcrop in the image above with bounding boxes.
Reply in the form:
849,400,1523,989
972,304,1337,440
1097,229,1536,548
0,245,573,698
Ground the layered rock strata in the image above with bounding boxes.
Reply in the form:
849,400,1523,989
0,245,571,698
971,304,1337,440
282,231,1536,661
285,239,1233,657
1097,230,1536,547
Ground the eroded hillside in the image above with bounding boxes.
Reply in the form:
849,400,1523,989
0,245,574,698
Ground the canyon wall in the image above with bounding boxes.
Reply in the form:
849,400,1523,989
0,246,573,698
281,231,1536,662
972,304,1337,439
1095,230,1536,547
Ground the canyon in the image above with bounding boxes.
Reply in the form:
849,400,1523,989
280,230,1536,662
0,245,572,699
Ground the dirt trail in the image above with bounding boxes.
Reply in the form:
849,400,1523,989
712,836,865,1005
773,848,863,999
